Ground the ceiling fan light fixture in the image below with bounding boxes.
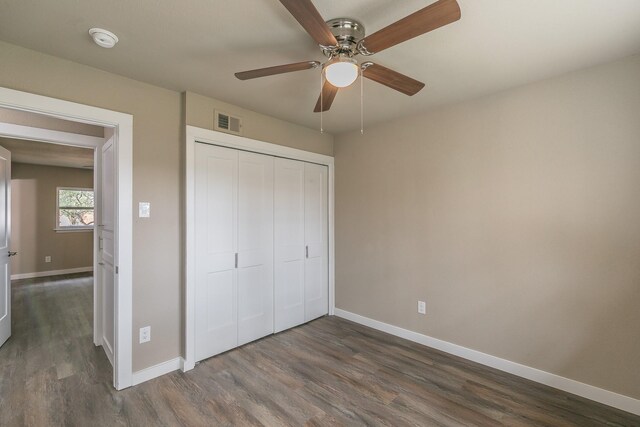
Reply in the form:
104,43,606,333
323,56,359,88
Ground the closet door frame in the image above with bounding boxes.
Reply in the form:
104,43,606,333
183,125,334,371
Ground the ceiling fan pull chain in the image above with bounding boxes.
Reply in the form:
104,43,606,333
360,67,364,134
320,69,324,133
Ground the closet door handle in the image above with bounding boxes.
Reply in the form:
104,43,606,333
235,253,238,268
305,246,309,258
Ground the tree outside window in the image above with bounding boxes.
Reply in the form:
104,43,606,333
57,188,94,229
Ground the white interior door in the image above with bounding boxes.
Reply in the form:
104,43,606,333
237,151,273,345
274,158,305,332
304,163,328,321
195,143,238,360
0,146,11,348
99,133,115,365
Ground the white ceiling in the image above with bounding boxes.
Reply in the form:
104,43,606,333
1,0,639,134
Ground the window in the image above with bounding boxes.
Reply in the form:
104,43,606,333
57,187,95,230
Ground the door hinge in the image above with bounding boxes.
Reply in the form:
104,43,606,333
115,266,119,274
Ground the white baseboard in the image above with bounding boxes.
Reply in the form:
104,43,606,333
131,357,183,386
102,338,115,367
181,357,195,372
11,266,93,280
334,308,640,416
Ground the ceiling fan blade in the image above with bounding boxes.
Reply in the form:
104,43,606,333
314,80,339,112
235,61,320,80
362,63,425,96
279,0,338,46
359,0,460,54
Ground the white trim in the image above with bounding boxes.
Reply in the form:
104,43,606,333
54,228,94,233
183,125,335,371
131,357,183,386
102,334,115,366
186,125,334,165
327,163,335,315
0,86,133,390
11,266,93,280
93,141,103,348
0,122,104,148
334,308,640,416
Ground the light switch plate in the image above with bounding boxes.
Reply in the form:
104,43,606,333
139,202,151,218
45,256,52,263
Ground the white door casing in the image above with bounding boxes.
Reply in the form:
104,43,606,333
0,146,10,348
0,86,133,389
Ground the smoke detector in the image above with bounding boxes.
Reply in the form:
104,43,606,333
89,28,119,48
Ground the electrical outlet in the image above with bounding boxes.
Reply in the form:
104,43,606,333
45,256,51,263
139,326,151,343
418,300,426,315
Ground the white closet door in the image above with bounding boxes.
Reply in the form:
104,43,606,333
274,158,305,332
237,151,274,345
194,143,238,361
304,163,328,321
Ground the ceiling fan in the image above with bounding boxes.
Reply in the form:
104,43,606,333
235,0,461,113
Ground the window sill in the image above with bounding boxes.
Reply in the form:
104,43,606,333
54,228,94,233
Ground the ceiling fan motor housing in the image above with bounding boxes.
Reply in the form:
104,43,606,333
323,18,365,57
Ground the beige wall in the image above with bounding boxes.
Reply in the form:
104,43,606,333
0,41,333,372
0,40,183,371
10,163,93,275
334,54,640,399
185,92,333,156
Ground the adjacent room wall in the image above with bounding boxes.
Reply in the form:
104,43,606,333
11,163,93,276
334,53,640,399
0,40,334,372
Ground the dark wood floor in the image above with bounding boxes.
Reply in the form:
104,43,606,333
1,274,638,426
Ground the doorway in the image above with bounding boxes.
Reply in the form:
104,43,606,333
0,87,133,389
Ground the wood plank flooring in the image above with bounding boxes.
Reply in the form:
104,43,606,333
1,274,638,426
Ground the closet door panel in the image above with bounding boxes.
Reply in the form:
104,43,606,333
237,151,274,345
205,270,236,339
274,158,306,332
195,143,238,360
304,163,328,321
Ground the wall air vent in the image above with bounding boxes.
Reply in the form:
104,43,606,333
214,110,242,135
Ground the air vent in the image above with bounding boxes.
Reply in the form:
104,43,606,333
214,110,242,135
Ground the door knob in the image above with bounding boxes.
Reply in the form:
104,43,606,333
8,251,17,257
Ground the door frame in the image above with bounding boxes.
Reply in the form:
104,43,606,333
0,86,134,390
0,123,103,344
183,125,335,371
